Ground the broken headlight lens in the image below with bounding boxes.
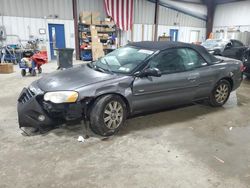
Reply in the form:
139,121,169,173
44,91,79,103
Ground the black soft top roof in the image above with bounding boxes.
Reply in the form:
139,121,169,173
128,41,218,63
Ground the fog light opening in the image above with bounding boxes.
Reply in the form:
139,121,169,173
38,115,45,122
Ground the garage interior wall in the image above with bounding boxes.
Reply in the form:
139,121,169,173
132,0,206,43
0,0,207,59
213,1,250,32
0,0,74,60
212,1,250,45
77,0,106,19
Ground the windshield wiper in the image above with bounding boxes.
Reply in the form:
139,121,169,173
88,61,106,73
93,65,106,73
87,61,94,68
102,58,114,75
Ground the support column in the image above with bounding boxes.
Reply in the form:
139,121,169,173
154,0,160,41
72,0,80,60
206,0,215,39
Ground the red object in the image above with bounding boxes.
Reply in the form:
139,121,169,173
104,0,134,31
240,63,246,72
31,51,48,69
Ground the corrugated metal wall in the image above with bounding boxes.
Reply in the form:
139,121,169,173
77,0,106,19
0,0,205,28
159,6,206,28
0,16,75,60
1,0,73,20
213,1,250,30
134,0,155,24
158,25,206,42
0,0,207,54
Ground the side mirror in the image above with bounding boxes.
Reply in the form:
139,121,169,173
225,43,232,49
141,67,162,77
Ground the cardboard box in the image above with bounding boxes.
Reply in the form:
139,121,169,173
92,42,104,61
90,28,100,43
92,12,101,25
101,21,115,26
0,63,14,74
79,12,91,24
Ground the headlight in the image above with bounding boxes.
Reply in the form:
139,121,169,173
44,91,79,103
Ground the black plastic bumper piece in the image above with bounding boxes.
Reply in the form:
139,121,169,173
17,88,59,130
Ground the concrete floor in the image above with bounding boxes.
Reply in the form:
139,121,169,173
1,61,250,188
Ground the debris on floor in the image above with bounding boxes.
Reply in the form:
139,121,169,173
213,156,225,164
229,127,233,131
77,136,85,142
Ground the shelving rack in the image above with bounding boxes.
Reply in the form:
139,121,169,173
78,23,117,61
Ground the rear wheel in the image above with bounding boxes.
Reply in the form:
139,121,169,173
21,69,26,77
90,94,127,136
209,80,231,107
38,67,42,74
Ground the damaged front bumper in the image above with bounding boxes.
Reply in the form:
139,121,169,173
17,87,83,132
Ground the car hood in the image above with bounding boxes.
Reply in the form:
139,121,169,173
37,64,118,91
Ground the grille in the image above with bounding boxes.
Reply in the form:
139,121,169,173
18,88,36,104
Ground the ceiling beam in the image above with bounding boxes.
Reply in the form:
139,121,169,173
148,0,207,20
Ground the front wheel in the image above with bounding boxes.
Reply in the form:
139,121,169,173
38,67,42,74
209,80,231,107
90,95,127,136
21,69,26,77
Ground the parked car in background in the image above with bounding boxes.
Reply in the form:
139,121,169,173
18,41,243,136
201,39,250,78
243,47,250,78
201,39,247,59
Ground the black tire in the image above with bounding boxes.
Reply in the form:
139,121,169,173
21,69,26,77
209,79,231,107
31,69,36,76
90,94,127,136
38,67,42,74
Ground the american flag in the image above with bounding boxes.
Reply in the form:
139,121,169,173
104,0,134,31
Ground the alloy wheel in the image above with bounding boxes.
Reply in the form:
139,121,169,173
215,84,229,104
103,101,123,129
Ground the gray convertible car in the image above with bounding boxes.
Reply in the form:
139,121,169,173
18,41,243,136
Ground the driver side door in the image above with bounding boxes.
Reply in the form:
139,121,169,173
132,48,200,113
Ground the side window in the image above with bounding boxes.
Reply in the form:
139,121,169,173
149,49,186,74
149,48,207,74
185,48,207,70
232,40,243,47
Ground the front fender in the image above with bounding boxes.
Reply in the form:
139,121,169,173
76,76,135,113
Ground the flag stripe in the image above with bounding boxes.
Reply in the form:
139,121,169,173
104,0,133,31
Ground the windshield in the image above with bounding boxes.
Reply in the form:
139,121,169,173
201,39,228,48
90,46,154,74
